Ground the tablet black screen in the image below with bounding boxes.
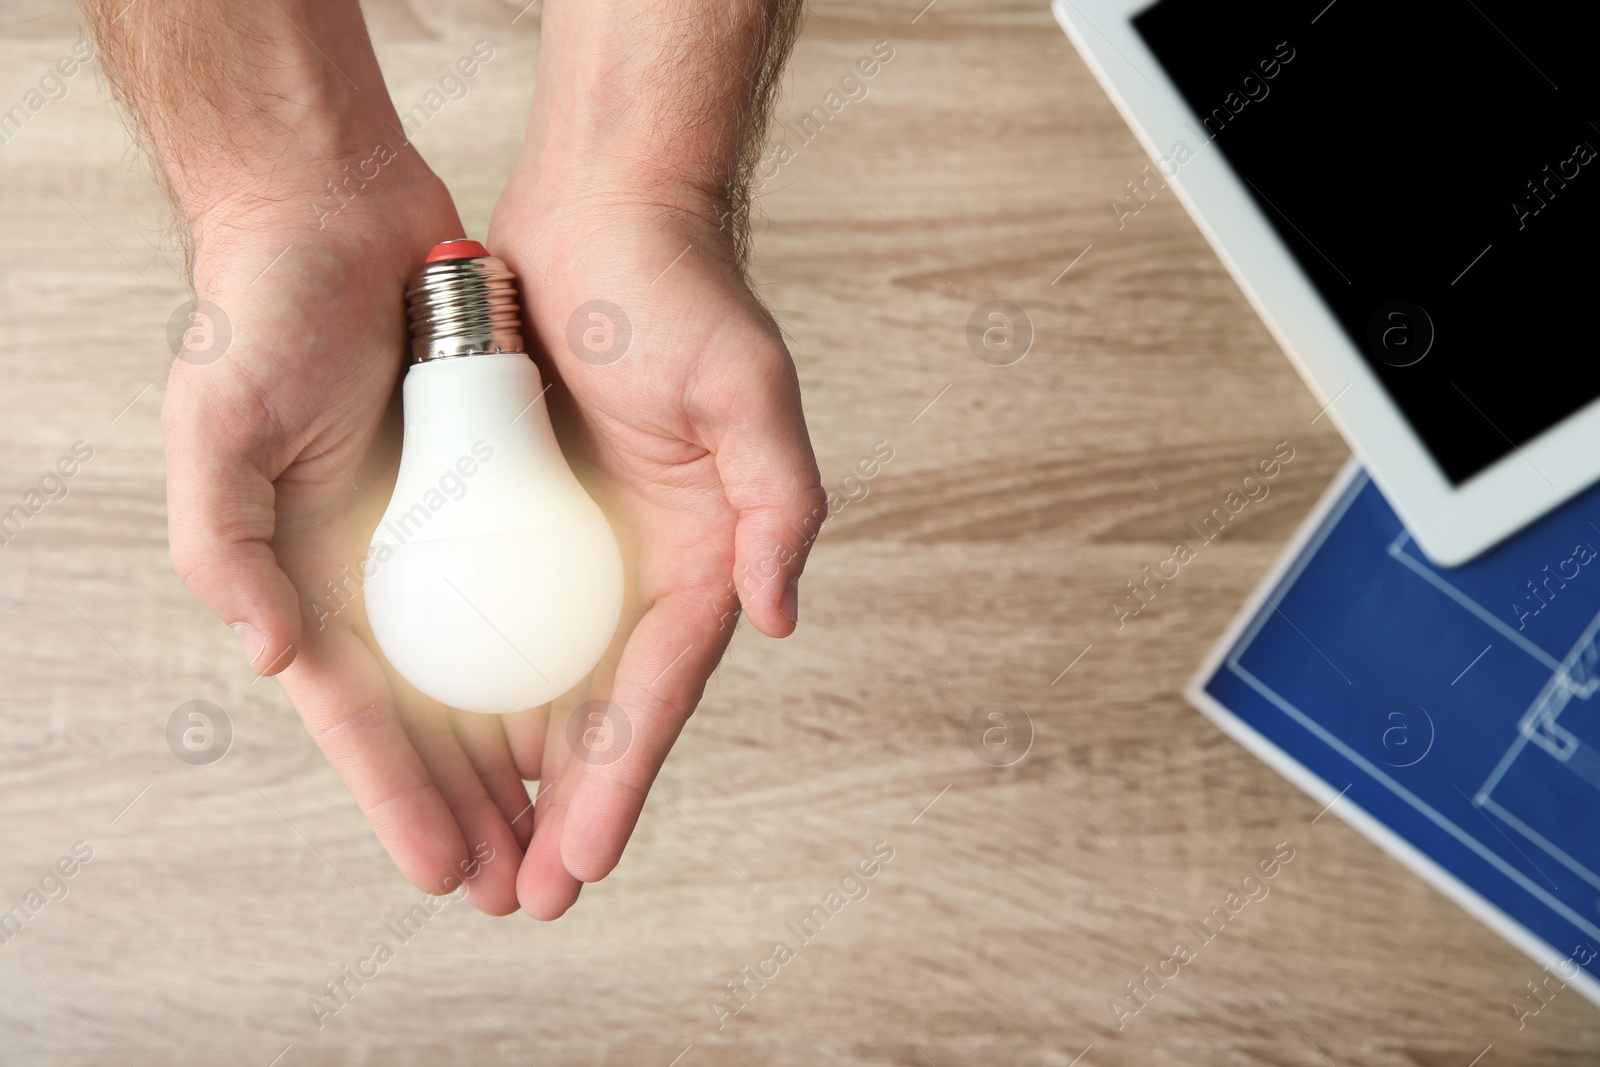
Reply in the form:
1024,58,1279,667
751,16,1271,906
1133,0,1600,484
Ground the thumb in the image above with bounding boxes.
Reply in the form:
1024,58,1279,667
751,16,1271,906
714,345,827,638
163,380,302,675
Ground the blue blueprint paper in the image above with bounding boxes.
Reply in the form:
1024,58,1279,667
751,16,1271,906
1193,462,1600,998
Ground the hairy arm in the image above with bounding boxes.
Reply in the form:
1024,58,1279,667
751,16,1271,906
82,0,437,260
523,0,804,264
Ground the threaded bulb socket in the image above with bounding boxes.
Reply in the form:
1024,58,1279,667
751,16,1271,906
405,240,525,363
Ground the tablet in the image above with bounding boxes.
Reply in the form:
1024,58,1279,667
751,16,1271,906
1191,459,1600,1009
1053,0,1600,564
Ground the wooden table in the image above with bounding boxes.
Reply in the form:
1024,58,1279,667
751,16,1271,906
2,0,1596,1063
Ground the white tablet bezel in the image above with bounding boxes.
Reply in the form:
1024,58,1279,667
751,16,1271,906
1053,0,1600,565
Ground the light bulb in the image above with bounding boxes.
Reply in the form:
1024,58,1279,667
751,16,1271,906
363,239,623,714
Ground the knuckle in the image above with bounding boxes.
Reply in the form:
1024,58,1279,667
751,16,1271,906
307,699,390,748
797,481,828,518
167,534,236,600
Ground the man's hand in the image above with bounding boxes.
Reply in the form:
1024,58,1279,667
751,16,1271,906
471,0,819,917
94,0,527,913
90,0,817,919
485,191,825,917
167,190,529,917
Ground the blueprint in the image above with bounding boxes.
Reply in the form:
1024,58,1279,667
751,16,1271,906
1192,460,1600,1001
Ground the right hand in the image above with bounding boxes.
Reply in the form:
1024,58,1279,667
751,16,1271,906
164,163,530,915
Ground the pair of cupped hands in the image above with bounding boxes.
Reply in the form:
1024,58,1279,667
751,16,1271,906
166,141,824,918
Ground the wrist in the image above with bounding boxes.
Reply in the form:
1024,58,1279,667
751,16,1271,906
188,142,448,250
519,0,795,235
102,0,410,229
492,161,746,309
186,161,461,303
504,144,737,239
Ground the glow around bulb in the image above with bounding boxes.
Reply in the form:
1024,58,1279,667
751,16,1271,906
364,351,623,713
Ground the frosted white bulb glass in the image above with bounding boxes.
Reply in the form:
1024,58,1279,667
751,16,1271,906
364,244,623,714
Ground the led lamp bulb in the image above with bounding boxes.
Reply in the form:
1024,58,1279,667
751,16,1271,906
364,239,623,713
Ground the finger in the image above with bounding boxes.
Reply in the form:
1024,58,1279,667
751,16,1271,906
710,345,827,638
277,624,467,895
559,589,734,883
517,822,583,920
450,708,538,851
385,690,522,917
164,375,302,674
515,690,589,919
545,626,625,783
501,705,549,785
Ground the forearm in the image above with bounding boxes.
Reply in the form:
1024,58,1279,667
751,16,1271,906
526,0,803,257
83,0,418,234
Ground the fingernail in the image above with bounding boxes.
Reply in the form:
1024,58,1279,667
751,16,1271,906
780,579,799,623
231,622,266,665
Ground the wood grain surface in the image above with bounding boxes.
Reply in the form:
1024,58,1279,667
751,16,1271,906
2,0,1598,1064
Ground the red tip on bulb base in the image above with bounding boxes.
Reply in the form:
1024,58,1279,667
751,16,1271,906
425,238,490,263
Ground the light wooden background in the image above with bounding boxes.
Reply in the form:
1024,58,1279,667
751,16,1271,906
2,0,1597,1064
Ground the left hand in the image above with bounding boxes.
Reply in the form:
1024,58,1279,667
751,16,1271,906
481,175,826,918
